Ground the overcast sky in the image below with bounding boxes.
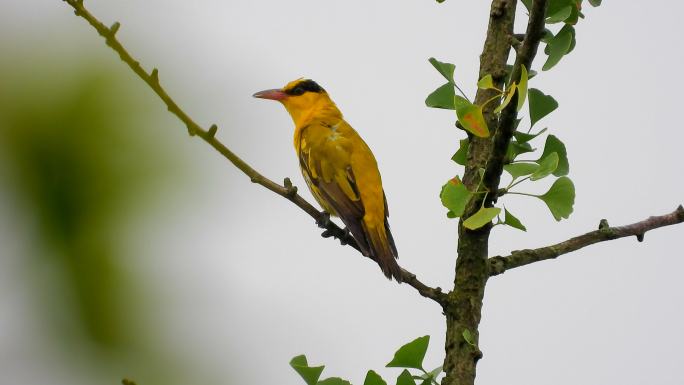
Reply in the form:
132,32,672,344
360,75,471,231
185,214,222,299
2,1,683,385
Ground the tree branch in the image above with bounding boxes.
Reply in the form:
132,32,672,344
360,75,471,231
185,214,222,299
489,205,684,276
60,0,445,304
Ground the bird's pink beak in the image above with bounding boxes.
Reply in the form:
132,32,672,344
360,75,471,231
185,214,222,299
253,88,288,101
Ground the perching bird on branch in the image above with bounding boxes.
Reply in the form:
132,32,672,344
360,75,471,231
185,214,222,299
254,79,401,282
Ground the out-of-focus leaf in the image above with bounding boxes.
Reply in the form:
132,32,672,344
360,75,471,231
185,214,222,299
463,207,501,230
425,83,455,109
589,0,602,6
387,336,430,370
454,96,489,137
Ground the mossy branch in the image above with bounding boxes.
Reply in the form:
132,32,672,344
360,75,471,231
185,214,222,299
60,0,445,304
489,206,684,275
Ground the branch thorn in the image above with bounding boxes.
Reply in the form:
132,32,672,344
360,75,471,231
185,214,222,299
207,124,218,138
636,233,645,242
283,177,298,197
150,68,159,83
109,22,120,35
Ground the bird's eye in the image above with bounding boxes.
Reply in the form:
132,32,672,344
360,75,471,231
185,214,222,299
292,86,304,95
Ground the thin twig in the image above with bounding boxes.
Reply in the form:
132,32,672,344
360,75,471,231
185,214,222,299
61,0,445,304
489,206,684,276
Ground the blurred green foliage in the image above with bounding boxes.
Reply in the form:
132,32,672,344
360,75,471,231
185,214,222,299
0,48,184,382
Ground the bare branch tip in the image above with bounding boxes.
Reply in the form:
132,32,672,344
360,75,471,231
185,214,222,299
283,177,298,197
207,124,218,138
109,22,120,35
150,68,159,83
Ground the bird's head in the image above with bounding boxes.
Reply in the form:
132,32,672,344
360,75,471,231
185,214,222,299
253,78,339,126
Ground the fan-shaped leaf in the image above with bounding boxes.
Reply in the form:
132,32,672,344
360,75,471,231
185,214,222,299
364,370,387,385
538,135,569,176
426,83,455,109
504,162,539,180
428,57,456,83
463,207,501,230
504,208,527,231
454,96,489,137
290,355,324,385
528,88,558,127
530,152,559,181
440,177,472,218
387,336,430,370
538,176,575,220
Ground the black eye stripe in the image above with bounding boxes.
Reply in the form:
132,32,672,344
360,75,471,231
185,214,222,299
285,79,325,95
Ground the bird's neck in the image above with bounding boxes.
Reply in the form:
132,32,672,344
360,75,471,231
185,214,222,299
285,97,342,129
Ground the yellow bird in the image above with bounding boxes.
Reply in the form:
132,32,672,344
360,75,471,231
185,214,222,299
254,79,402,282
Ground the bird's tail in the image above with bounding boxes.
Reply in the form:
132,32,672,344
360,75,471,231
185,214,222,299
364,218,402,283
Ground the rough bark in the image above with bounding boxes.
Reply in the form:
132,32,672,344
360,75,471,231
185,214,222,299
441,1,517,385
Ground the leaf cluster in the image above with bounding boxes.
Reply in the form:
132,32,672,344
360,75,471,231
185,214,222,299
424,0,605,231
291,336,442,385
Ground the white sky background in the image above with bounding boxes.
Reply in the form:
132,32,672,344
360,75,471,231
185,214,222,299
1,1,684,385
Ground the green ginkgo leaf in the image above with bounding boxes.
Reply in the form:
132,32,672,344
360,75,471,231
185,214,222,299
504,162,539,180
546,5,572,23
538,176,575,220
318,378,352,385
429,57,456,83
454,96,489,137
426,83,455,109
528,88,558,127
396,370,417,385
451,138,469,165
440,177,473,218
494,82,517,113
386,336,430,370
543,25,574,71
477,74,495,89
463,207,502,230
530,152,559,181
290,355,324,385
513,128,547,143
364,370,387,385
504,208,527,231
538,135,569,176
517,65,528,112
